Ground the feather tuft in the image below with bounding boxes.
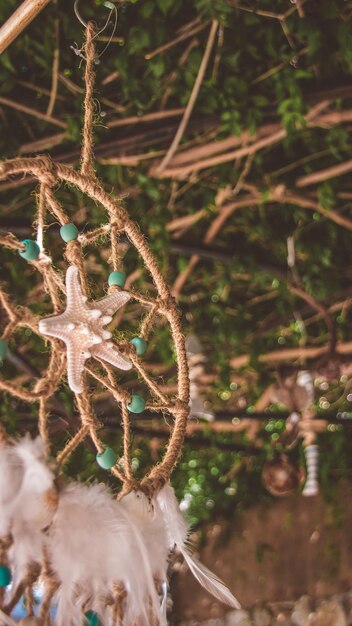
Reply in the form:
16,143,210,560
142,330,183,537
182,552,241,609
6,435,56,591
157,484,241,609
49,482,164,626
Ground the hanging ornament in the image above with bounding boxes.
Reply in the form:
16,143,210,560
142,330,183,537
270,370,322,498
0,21,240,625
262,454,304,497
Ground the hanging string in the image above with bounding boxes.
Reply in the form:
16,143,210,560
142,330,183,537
81,21,97,180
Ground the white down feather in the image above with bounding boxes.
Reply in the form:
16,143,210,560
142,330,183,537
120,490,169,583
48,481,164,626
1,436,55,590
0,443,24,537
121,485,241,612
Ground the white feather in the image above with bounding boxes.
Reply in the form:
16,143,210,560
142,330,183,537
160,580,168,625
182,552,241,609
121,490,169,583
1,436,55,591
0,444,24,536
10,435,55,528
49,482,164,626
157,484,241,609
157,484,188,549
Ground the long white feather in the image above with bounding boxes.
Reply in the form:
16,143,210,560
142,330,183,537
121,490,169,583
157,484,241,609
182,552,241,609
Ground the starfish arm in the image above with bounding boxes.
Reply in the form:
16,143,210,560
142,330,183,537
65,265,89,314
96,291,130,315
39,314,73,342
91,343,132,371
66,337,91,393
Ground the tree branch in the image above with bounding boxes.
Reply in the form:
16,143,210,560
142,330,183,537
0,0,53,54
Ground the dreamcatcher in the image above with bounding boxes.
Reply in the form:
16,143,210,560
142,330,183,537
0,23,240,626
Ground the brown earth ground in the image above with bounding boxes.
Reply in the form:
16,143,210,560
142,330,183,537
173,482,352,621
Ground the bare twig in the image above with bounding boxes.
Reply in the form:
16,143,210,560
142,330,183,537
153,106,352,178
160,38,198,110
20,132,67,154
230,341,352,369
107,108,184,129
296,159,352,187
156,19,219,173
0,0,53,54
46,17,60,117
0,95,66,129
145,21,208,60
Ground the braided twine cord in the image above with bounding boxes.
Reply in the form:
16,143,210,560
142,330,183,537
0,23,190,497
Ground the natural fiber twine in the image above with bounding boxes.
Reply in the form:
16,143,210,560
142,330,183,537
0,23,190,496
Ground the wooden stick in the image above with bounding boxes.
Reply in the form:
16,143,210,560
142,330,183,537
145,21,209,60
0,95,66,128
0,0,52,55
296,158,352,187
156,19,219,173
230,340,352,369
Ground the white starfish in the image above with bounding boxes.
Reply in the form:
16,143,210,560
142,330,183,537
39,265,132,393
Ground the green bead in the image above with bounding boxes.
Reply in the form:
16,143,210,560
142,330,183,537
60,223,79,242
0,340,8,361
130,337,147,356
18,239,40,261
127,394,145,414
84,611,100,626
96,446,118,470
108,271,126,288
0,565,11,587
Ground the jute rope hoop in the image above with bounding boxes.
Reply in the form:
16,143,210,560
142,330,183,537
0,23,190,496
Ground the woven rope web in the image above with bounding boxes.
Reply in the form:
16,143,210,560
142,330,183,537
0,23,190,500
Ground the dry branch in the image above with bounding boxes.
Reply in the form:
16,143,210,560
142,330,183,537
296,159,352,187
152,106,352,178
145,21,208,59
156,19,219,173
0,0,52,54
230,341,352,369
107,108,185,129
0,96,66,129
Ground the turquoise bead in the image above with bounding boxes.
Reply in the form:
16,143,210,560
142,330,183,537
0,340,8,361
84,611,100,626
127,394,145,414
18,239,40,261
96,446,118,470
130,337,147,356
108,271,126,288
0,565,11,587
60,223,79,242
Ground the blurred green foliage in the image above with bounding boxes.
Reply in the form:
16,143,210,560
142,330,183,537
1,0,352,524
